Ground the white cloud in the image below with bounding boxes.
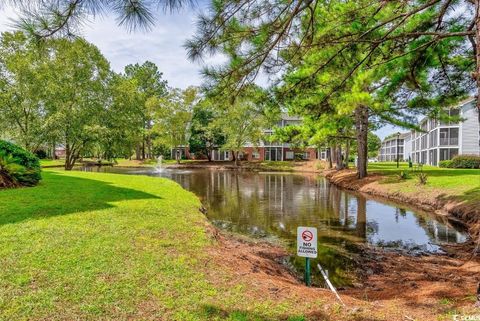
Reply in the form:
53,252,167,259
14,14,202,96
0,4,216,89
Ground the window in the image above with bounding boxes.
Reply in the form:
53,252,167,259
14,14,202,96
440,128,459,146
429,150,438,166
285,151,294,160
450,128,459,145
439,148,459,161
252,150,260,159
421,135,428,149
421,151,427,164
441,109,460,126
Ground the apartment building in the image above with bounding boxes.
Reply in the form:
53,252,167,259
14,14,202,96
379,98,479,166
211,114,317,161
408,99,479,166
378,132,409,162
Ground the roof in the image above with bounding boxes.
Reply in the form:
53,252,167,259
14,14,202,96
382,132,410,143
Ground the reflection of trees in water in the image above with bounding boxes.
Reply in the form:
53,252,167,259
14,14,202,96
166,170,464,245
355,196,367,238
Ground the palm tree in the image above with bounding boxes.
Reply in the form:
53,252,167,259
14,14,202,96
4,0,194,38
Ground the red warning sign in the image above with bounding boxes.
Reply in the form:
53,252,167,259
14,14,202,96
301,230,313,242
297,227,318,258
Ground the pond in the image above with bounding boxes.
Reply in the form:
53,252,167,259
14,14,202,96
76,166,467,285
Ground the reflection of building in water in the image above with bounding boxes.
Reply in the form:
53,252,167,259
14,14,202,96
423,219,466,243
162,170,466,249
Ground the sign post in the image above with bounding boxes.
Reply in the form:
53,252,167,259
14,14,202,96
297,227,318,286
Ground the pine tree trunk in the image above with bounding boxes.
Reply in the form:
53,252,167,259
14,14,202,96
331,143,336,166
328,146,334,169
335,145,344,170
476,2,480,298
355,105,369,179
475,0,480,125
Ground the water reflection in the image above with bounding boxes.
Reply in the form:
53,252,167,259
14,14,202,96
77,167,466,285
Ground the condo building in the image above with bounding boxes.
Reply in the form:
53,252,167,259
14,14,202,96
409,99,479,166
239,115,317,162
378,132,409,162
380,98,480,166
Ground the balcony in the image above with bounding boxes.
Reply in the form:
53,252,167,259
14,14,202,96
439,137,459,146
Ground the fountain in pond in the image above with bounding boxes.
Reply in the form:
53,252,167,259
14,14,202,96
155,155,164,173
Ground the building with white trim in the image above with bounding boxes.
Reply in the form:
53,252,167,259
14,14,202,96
378,132,409,162
408,99,479,166
380,98,480,166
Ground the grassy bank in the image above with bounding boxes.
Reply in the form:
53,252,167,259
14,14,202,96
1,169,479,320
368,162,479,206
39,159,66,168
326,162,480,236
0,170,319,321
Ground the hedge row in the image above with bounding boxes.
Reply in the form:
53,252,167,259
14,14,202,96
439,155,480,169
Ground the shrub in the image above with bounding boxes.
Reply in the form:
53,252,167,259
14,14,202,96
450,155,480,169
0,151,25,188
397,170,409,180
0,140,41,187
417,173,428,185
439,160,454,168
35,149,48,159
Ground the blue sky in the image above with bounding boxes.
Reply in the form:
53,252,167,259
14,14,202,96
0,4,399,139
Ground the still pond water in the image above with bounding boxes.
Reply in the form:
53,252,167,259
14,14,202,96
77,166,467,285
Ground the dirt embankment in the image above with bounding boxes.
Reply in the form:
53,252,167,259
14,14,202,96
324,169,480,239
205,225,480,321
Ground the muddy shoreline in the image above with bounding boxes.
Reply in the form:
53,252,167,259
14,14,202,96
207,220,480,320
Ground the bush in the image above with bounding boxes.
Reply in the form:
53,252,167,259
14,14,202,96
0,140,41,186
417,173,428,185
450,155,480,169
35,149,48,159
397,170,409,180
439,160,454,168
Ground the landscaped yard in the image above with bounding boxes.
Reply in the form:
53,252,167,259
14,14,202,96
0,169,316,321
367,162,480,205
39,159,67,168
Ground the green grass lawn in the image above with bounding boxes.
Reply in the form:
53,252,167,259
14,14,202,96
39,159,66,167
367,162,480,205
0,170,310,321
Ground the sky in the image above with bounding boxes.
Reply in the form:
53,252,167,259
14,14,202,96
0,3,399,139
